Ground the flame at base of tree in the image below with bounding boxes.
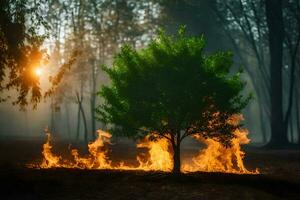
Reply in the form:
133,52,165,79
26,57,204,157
135,136,173,172
182,128,259,174
33,115,258,174
37,129,173,172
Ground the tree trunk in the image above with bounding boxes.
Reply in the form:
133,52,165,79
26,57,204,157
258,101,268,143
90,61,97,140
284,41,299,140
171,133,181,174
296,93,300,144
265,0,288,147
79,102,88,144
289,115,294,143
172,144,181,174
76,103,81,141
90,96,96,140
65,103,71,141
76,90,88,145
50,98,56,133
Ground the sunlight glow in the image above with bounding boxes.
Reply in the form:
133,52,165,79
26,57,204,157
34,67,43,77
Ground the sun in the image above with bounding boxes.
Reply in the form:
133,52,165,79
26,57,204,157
34,67,43,77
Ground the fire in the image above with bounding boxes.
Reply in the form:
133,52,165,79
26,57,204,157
39,130,172,171
70,130,112,169
40,130,112,169
182,129,258,174
135,136,173,172
182,114,259,174
40,130,62,168
34,114,258,174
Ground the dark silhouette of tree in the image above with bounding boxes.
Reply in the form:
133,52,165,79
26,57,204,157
214,0,300,146
45,0,161,141
213,0,270,143
0,0,48,108
265,0,287,147
283,1,300,143
97,27,250,173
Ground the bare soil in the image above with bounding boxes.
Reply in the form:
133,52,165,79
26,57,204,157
0,138,300,200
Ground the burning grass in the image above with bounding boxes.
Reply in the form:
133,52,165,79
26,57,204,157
29,115,259,174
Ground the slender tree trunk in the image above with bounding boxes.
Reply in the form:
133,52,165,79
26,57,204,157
76,104,81,141
50,98,56,133
90,97,96,140
296,93,300,144
172,144,181,174
76,90,88,144
65,103,71,141
79,101,88,144
265,0,288,147
90,61,97,140
171,133,181,174
289,115,294,143
258,102,268,143
284,43,299,138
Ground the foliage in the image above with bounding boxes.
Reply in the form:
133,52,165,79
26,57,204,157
214,0,300,144
0,0,49,108
97,26,250,146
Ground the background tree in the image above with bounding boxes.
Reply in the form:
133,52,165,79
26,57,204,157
282,0,300,143
97,27,250,173
212,0,270,143
212,0,300,146
45,0,161,142
265,0,286,146
0,0,49,108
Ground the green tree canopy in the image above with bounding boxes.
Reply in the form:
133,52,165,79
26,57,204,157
97,26,250,173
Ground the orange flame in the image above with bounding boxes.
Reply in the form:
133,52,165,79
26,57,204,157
40,131,62,168
40,130,112,169
135,136,173,172
70,130,112,169
182,114,259,174
34,114,258,174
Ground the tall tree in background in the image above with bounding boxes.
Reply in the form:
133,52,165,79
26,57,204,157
213,0,270,143
214,0,300,146
45,0,161,141
283,1,300,142
265,0,287,146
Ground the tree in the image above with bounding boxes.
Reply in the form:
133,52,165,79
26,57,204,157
0,0,78,111
45,0,161,141
214,0,300,146
265,0,287,146
213,0,270,143
97,27,250,173
0,0,49,108
282,0,300,143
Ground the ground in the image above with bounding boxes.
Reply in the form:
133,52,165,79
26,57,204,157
0,138,300,200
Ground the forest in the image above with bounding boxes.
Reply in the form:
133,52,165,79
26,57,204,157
0,0,300,199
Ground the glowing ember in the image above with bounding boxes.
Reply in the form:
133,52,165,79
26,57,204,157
33,114,259,174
